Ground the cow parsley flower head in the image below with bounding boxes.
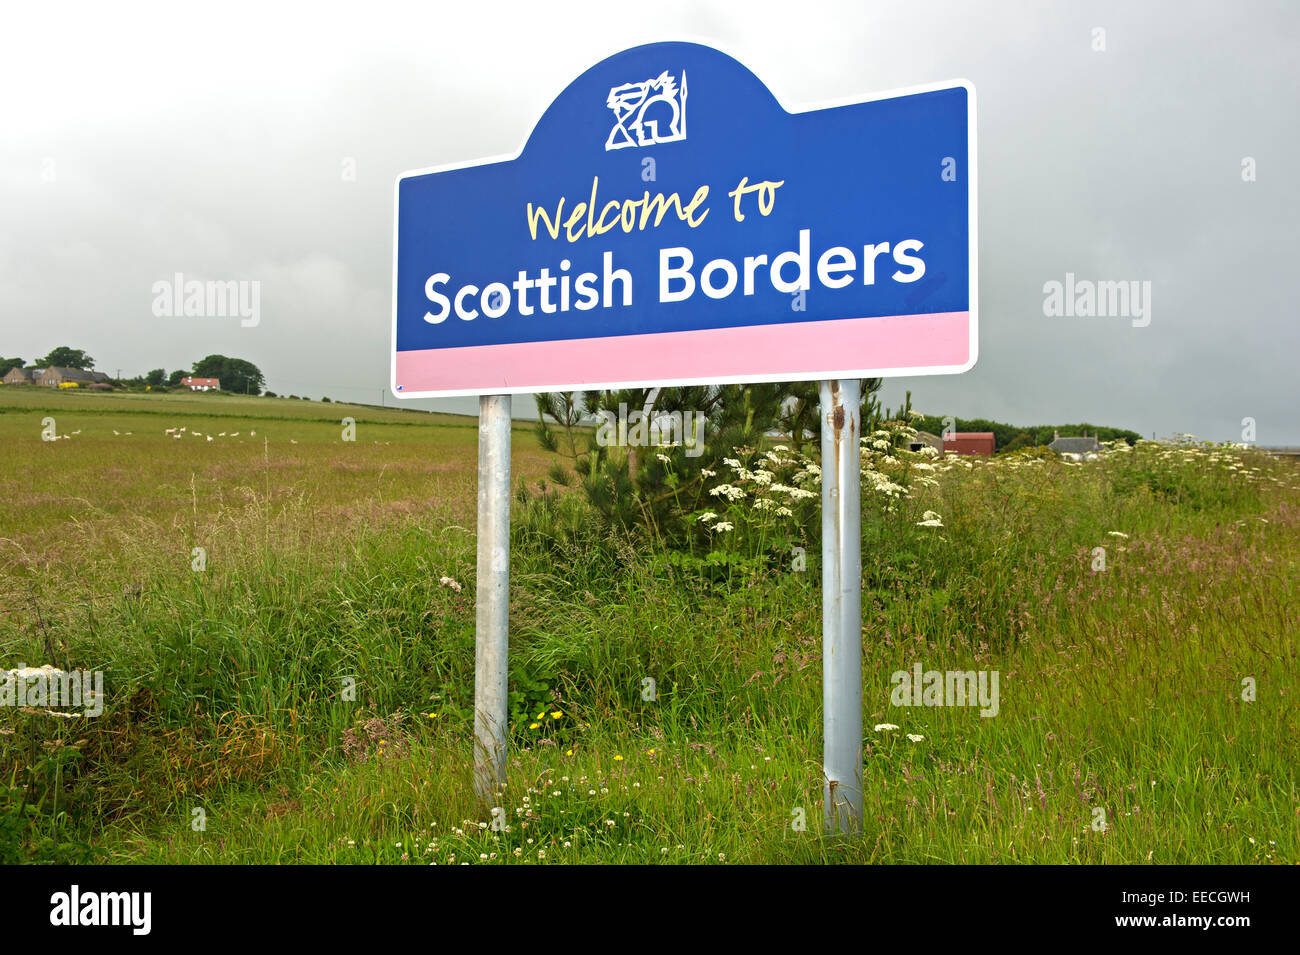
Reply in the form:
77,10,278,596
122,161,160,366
709,484,746,501
865,471,906,498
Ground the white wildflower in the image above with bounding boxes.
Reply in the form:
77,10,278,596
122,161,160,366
709,484,746,501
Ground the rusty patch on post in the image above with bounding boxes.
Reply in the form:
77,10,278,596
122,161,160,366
828,382,846,477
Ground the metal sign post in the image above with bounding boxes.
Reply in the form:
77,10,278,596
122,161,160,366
473,394,511,807
820,379,863,833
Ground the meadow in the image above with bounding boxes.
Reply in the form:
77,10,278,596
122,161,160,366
1,388,1296,864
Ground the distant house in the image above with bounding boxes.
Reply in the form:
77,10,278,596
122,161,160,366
1049,432,1101,461
38,367,110,388
908,430,945,454
943,432,995,456
2,367,41,385
181,376,221,392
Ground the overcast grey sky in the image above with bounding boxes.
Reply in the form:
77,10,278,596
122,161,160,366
2,0,1296,442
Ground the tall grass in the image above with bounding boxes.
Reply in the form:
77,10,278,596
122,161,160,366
1,392,1296,863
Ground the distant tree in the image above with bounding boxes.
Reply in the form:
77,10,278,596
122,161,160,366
168,369,187,387
191,355,265,395
0,357,25,377
40,347,94,370
145,368,166,387
1000,432,1037,454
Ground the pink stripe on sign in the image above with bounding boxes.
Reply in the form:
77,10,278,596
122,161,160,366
395,311,970,394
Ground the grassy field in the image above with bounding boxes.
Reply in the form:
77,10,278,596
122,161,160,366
1,388,1296,864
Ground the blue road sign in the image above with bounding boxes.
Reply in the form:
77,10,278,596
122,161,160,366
393,41,975,398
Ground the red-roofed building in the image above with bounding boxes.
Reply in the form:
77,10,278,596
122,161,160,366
943,432,995,456
181,376,221,392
